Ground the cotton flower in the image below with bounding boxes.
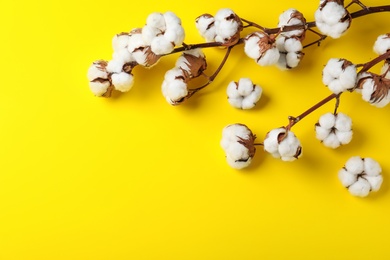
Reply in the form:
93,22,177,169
244,32,280,66
314,0,351,38
355,72,390,107
276,36,304,69
226,78,262,109
111,72,134,92
195,14,216,42
315,112,353,148
142,11,185,55
278,8,306,39
263,127,302,161
105,59,135,93
220,123,256,169
214,8,243,44
338,156,383,197
175,48,207,78
161,68,188,105
196,9,242,45
87,60,112,97
322,58,357,94
111,33,134,63
373,33,390,55
127,28,160,67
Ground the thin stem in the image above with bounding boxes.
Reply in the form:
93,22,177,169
333,95,341,115
240,17,267,31
187,46,234,95
359,50,390,73
286,93,340,130
168,42,225,55
345,0,368,10
303,29,327,48
254,143,264,146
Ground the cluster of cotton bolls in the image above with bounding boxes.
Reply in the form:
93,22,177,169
315,112,353,148
353,33,390,107
263,127,302,161
87,33,138,97
226,78,262,109
339,156,383,197
322,58,357,94
243,8,306,69
87,11,185,97
220,124,257,169
314,0,351,39
275,9,306,69
161,49,207,105
196,8,243,45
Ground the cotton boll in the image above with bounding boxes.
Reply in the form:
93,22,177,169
87,61,108,81
322,132,340,148
195,14,216,42
225,143,251,169
164,11,182,27
151,35,174,55
278,134,301,159
263,128,285,156
373,34,390,55
245,32,279,66
220,123,256,169
146,12,166,32
335,130,353,145
285,52,303,68
264,128,301,160
106,59,125,73
322,59,343,85
278,8,306,38
226,78,262,110
244,35,262,60
338,65,357,90
360,79,375,102
348,178,371,197
111,72,134,92
335,113,352,132
315,125,331,140
112,49,134,64
215,19,239,40
142,25,161,45
277,54,288,70
241,87,262,109
318,113,336,129
257,48,280,66
127,31,147,53
322,58,356,94
338,168,358,187
345,156,364,175
164,24,185,46
226,153,252,169
363,157,382,176
162,68,187,105
329,21,350,39
112,33,130,52
162,79,188,104
284,38,302,53
315,2,351,38
89,81,111,96
365,175,383,192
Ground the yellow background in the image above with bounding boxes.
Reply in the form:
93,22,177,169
1,0,390,259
